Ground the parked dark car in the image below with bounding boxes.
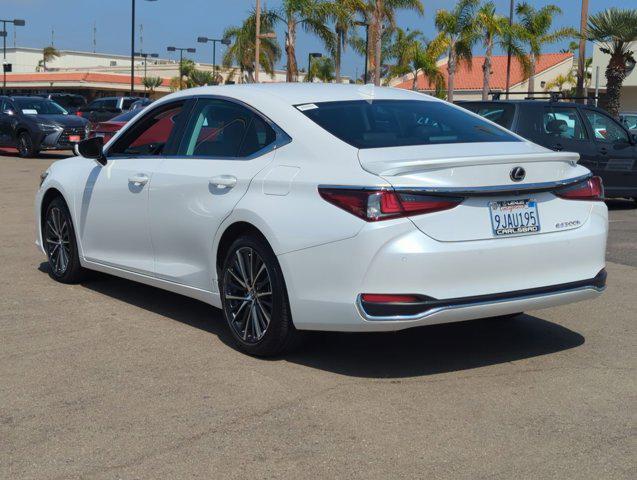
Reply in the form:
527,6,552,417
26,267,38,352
76,96,142,124
0,96,89,157
458,100,637,200
42,93,87,115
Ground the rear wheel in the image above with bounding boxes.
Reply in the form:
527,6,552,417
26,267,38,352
220,235,298,356
43,197,85,283
17,132,39,158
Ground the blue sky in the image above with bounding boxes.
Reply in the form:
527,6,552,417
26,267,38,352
1,0,629,78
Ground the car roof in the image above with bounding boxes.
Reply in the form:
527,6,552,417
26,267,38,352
164,83,439,106
459,99,587,107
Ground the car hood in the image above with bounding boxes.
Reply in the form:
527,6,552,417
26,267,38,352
27,114,87,127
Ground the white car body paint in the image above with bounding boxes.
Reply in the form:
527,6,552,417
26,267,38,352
35,83,607,331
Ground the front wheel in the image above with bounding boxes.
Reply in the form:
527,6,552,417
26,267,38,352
17,132,39,158
43,197,85,283
220,235,298,356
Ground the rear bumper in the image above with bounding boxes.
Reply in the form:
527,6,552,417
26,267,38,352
278,202,608,332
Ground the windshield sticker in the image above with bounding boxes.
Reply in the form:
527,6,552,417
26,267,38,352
296,103,318,111
21,109,38,115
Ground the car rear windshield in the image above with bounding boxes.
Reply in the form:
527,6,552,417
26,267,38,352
297,100,519,149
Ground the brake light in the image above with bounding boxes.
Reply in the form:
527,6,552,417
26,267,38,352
76,111,83,117
555,176,604,201
318,187,462,221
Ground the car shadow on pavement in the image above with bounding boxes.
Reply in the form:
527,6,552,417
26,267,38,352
39,263,585,379
606,198,637,210
0,148,70,160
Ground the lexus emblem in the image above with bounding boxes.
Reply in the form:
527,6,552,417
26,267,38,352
510,167,526,182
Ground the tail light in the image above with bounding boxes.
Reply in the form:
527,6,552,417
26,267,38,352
76,111,83,117
318,187,463,221
555,176,604,201
361,294,421,303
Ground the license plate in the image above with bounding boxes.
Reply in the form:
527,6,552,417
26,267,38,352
68,135,81,143
489,199,540,237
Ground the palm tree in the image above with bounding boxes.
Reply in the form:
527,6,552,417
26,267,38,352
328,0,365,83
515,2,577,95
223,8,281,83
305,56,336,82
37,46,59,71
275,0,334,82
189,69,216,87
476,1,529,100
359,0,424,86
586,8,637,118
384,27,421,82
433,0,479,103
543,70,576,92
142,76,163,96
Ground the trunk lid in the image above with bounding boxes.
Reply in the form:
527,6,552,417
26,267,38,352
358,142,594,242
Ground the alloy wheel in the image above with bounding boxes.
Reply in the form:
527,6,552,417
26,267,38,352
45,207,71,275
223,247,273,343
18,134,31,157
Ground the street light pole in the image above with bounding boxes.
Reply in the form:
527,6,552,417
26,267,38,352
167,46,196,90
197,36,231,84
131,0,157,97
134,52,158,94
307,52,322,82
1,18,25,95
354,21,369,83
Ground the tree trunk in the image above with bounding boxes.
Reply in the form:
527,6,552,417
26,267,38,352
412,68,419,90
527,53,536,97
447,47,456,103
335,31,342,84
372,1,382,86
605,54,626,118
481,39,493,101
285,20,298,82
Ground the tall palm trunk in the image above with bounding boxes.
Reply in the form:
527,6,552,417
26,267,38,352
371,1,383,85
285,20,298,82
335,30,343,83
447,46,457,103
481,38,493,101
605,53,627,118
527,53,536,96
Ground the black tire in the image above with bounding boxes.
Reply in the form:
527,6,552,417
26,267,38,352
17,131,39,158
43,196,85,283
220,235,299,356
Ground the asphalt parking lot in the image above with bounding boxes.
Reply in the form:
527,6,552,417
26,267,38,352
1,151,635,480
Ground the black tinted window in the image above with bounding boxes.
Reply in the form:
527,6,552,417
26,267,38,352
239,115,276,156
299,100,518,149
460,103,515,128
122,98,137,109
543,107,588,140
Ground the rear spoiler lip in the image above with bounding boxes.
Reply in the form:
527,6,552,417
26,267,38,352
361,151,580,176
391,173,593,197
318,173,593,198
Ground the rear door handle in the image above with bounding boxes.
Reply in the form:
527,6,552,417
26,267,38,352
210,175,237,189
599,147,608,155
128,173,149,186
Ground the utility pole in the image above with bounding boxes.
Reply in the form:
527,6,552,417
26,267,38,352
576,0,589,102
254,0,261,83
504,0,514,99
1,19,25,95
93,21,97,53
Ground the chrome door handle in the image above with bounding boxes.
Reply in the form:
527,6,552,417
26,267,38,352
210,175,237,189
128,173,149,186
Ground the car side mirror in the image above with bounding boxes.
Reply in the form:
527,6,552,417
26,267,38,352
78,137,107,165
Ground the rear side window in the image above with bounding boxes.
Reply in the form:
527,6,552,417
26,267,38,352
298,100,519,149
122,98,137,110
459,103,515,128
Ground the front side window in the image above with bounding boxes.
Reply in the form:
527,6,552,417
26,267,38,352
13,98,67,115
584,110,629,143
109,102,184,156
122,98,137,110
179,99,275,158
298,100,519,149
543,107,588,140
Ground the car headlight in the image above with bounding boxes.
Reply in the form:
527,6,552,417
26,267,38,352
39,170,49,187
36,123,63,132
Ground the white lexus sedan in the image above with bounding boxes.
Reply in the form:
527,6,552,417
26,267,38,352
36,84,607,356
